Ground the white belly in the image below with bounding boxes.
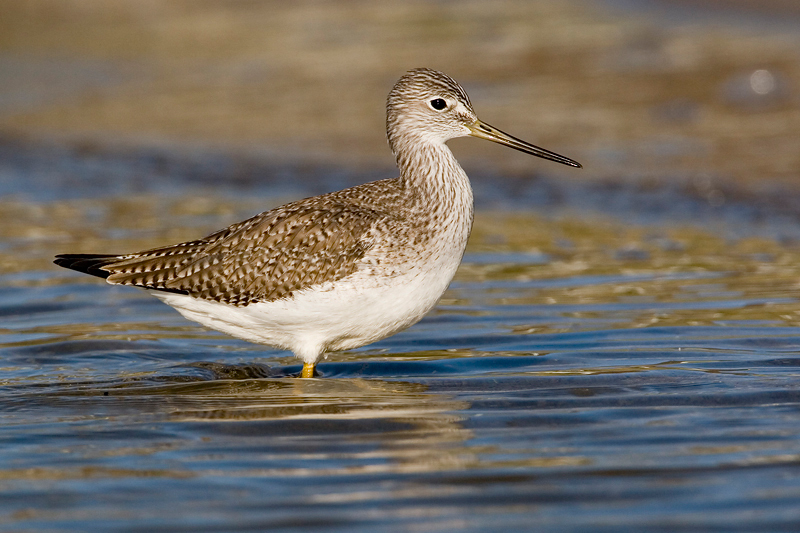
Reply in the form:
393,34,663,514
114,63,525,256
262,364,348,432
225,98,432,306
149,256,460,364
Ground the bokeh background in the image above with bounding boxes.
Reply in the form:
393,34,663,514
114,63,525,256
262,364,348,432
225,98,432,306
2,0,799,186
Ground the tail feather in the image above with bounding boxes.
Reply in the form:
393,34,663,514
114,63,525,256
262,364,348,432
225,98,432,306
54,253,190,296
54,254,120,279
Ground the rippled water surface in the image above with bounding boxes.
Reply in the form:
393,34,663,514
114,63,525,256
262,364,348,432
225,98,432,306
3,164,800,531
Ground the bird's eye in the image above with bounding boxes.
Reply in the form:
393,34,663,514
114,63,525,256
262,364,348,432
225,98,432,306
429,98,447,111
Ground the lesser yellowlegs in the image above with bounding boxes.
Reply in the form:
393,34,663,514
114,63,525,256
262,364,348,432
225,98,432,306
54,68,581,378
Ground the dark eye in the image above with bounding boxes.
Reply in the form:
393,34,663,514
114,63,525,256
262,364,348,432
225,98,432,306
430,98,447,110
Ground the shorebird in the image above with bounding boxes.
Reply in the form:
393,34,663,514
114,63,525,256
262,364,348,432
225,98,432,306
55,68,581,378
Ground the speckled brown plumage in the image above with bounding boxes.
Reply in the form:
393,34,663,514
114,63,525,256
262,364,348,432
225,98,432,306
55,177,426,306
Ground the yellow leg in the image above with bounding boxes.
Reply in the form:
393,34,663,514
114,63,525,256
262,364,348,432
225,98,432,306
301,362,316,378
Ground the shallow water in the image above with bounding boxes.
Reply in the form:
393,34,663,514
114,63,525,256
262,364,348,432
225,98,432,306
3,156,800,531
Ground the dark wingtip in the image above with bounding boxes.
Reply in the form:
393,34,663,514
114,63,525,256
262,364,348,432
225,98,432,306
54,253,118,279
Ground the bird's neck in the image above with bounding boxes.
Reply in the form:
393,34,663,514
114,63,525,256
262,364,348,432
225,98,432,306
393,141,474,248
396,141,473,203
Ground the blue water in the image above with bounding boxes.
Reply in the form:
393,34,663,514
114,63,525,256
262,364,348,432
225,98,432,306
3,142,800,531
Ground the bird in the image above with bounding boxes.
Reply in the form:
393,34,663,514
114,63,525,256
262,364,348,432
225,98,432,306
54,68,581,378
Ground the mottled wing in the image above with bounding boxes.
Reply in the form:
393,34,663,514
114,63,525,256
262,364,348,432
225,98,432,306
89,199,384,306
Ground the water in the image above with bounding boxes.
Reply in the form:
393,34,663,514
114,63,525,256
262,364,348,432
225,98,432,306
3,143,800,531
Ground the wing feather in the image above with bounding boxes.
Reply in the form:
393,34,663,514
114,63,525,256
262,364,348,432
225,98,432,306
57,196,386,306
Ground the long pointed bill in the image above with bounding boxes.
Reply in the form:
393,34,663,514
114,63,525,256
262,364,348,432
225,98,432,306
467,120,582,168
